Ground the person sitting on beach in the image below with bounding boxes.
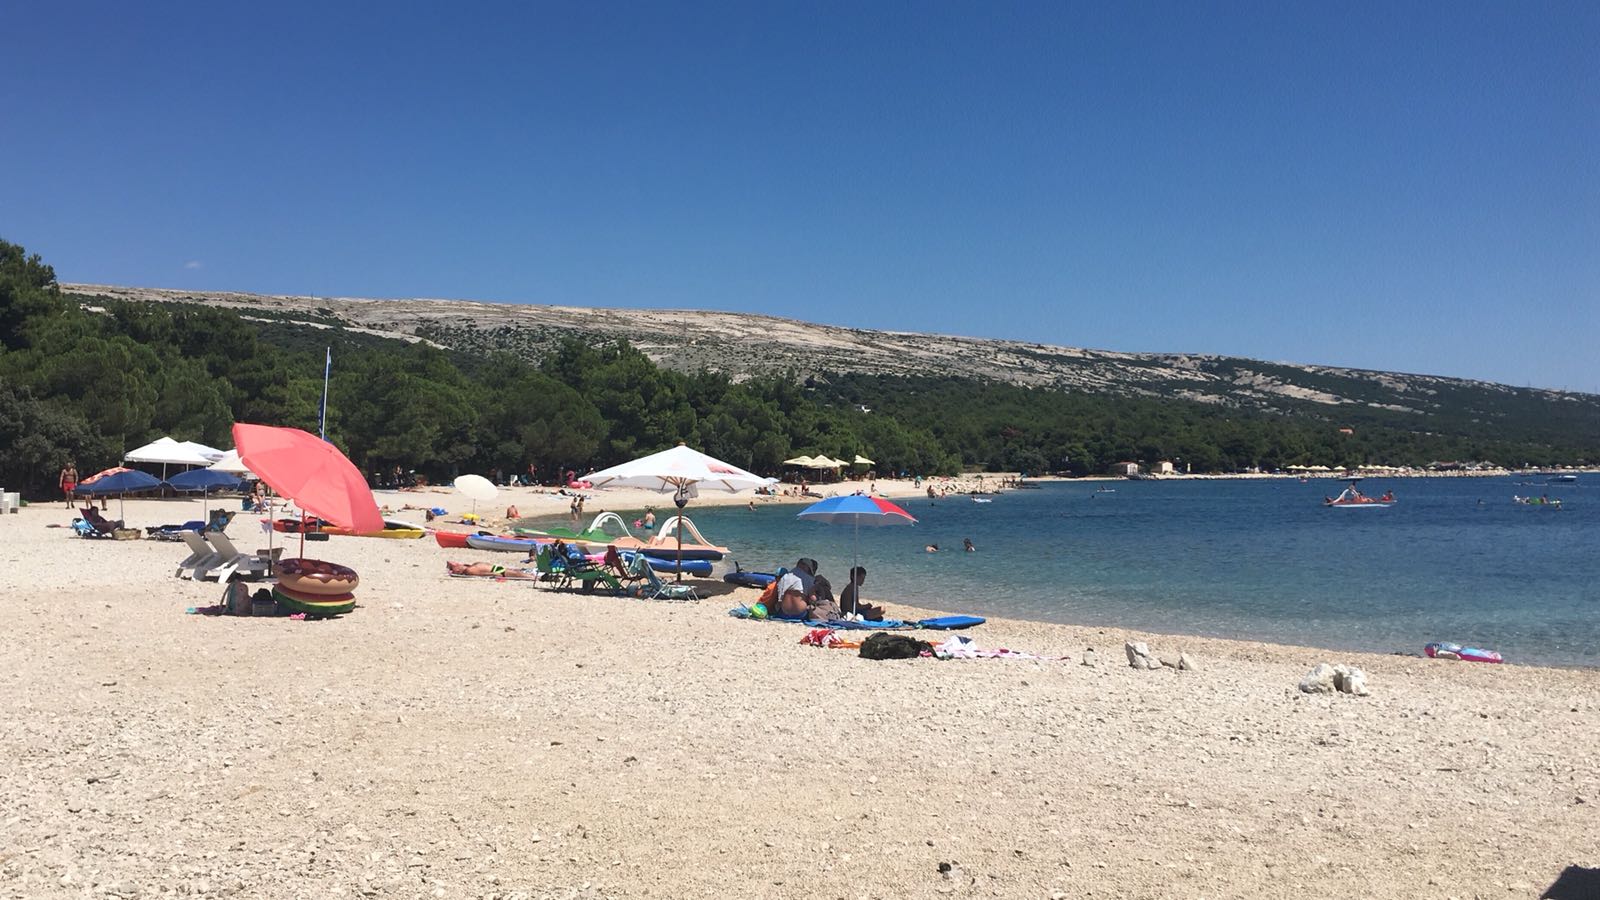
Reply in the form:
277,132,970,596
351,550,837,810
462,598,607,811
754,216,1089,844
505,505,520,520
446,561,536,578
800,559,844,622
838,566,885,620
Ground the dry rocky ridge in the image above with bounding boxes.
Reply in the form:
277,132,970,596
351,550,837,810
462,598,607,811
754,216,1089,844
62,283,1589,417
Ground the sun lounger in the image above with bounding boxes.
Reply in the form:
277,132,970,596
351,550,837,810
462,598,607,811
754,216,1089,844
79,507,121,538
176,530,223,579
202,532,274,582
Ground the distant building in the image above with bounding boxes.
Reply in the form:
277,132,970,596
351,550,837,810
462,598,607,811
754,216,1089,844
1110,461,1140,477
1152,461,1175,475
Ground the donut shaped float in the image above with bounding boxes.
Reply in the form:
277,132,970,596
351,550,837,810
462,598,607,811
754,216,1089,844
274,558,360,596
272,584,356,617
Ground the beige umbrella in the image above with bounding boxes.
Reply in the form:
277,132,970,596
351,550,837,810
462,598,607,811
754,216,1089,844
782,455,817,466
853,455,874,466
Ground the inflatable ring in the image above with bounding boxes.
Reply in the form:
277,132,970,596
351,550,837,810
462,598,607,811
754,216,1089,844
275,558,360,596
272,585,356,618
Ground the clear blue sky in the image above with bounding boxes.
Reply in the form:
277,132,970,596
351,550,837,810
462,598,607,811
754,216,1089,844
3,2,1596,392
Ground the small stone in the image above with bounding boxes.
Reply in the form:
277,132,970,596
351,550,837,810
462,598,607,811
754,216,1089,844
1081,649,1097,667
1177,652,1200,672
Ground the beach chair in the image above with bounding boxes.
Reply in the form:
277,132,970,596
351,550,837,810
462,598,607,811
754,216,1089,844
546,543,622,593
605,546,648,590
202,532,273,582
176,530,223,579
532,545,568,588
631,554,699,601
79,507,121,538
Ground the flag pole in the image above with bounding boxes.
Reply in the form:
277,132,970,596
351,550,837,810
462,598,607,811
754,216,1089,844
319,347,331,441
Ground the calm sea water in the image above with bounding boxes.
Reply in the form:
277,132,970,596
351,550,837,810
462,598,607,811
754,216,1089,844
662,476,1598,667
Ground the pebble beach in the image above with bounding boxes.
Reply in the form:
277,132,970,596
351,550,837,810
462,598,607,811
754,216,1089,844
2,489,1598,899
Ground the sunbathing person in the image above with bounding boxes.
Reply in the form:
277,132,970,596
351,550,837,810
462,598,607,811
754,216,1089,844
446,561,537,578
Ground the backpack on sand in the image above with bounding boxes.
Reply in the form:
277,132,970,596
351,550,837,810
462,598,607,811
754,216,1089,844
859,633,932,660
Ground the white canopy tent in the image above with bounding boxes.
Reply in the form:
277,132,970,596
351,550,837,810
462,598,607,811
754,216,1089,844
125,436,217,467
125,436,225,480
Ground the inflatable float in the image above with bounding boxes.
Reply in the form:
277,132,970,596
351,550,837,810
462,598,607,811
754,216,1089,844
637,555,713,576
1425,642,1503,663
274,558,360,596
272,583,357,617
723,570,777,588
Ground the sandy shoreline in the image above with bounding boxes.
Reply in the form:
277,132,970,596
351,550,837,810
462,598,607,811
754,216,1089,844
3,498,1598,898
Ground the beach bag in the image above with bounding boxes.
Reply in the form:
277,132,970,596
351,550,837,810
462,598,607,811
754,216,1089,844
755,570,784,610
859,633,932,660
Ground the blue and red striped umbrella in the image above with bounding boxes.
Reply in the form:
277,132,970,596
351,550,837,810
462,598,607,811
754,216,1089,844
795,494,917,526
796,495,916,610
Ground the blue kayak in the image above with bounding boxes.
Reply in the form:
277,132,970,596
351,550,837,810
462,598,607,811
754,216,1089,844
465,534,543,553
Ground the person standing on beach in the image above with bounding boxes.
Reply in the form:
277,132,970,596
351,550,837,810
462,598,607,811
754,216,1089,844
59,462,78,508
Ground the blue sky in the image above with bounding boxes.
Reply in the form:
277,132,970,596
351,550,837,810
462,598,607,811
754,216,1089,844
3,2,1596,391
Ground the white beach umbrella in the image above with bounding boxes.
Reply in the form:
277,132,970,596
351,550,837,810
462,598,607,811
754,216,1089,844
207,449,256,476
582,443,769,581
453,473,498,518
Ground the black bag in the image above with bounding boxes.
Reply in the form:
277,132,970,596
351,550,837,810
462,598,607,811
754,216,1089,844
859,632,932,660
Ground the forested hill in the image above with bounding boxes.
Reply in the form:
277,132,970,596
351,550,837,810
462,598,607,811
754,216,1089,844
63,282,1593,419
1,235,1596,498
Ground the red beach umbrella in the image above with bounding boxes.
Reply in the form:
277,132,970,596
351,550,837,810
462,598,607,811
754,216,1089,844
232,423,383,535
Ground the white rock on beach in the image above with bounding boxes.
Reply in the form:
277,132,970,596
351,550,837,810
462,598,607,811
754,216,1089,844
1335,665,1371,696
1125,642,1160,670
1300,663,1371,696
1177,652,1200,672
1299,663,1339,694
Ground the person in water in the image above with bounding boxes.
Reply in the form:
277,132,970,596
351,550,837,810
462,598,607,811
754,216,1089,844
963,537,976,552
643,508,656,530
925,544,940,553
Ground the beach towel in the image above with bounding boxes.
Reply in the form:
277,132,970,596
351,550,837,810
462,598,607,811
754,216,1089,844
727,605,912,630
927,635,1066,661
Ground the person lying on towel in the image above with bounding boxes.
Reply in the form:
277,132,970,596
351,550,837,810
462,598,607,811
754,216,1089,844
446,561,537,578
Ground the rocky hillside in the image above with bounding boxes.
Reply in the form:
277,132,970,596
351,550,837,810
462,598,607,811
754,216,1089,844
63,283,1596,423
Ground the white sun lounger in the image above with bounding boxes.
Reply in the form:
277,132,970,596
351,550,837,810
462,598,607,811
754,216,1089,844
203,532,274,582
176,530,222,579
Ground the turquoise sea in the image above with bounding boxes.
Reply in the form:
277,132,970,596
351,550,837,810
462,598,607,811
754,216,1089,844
660,476,1597,667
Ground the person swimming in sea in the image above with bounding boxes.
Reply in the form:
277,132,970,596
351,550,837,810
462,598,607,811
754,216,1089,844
963,538,976,552
925,544,940,553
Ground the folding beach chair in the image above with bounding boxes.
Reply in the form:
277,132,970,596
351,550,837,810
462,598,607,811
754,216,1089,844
176,530,222,579
79,507,121,538
630,554,699,601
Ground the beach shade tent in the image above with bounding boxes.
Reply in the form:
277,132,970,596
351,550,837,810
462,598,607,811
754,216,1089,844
581,443,771,581
124,437,219,481
207,449,255,476
166,468,244,519
75,467,163,521
453,473,498,517
796,494,917,601
852,455,875,466
232,423,383,556
782,455,818,467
